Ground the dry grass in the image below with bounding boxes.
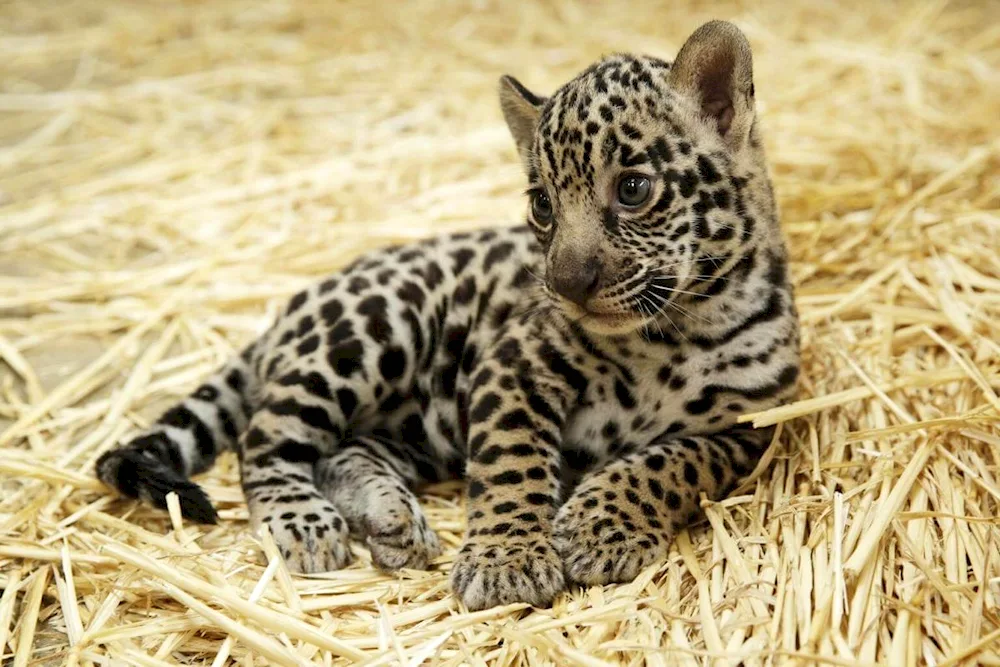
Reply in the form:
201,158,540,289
1,0,999,664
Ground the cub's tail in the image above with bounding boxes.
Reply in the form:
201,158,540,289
96,349,257,523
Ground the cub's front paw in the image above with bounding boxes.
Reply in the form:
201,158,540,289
261,504,353,574
362,499,441,572
450,539,565,610
553,490,669,586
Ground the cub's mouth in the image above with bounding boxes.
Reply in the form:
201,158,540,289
554,298,653,336
549,273,685,336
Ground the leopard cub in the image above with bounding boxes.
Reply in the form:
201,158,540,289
97,21,799,611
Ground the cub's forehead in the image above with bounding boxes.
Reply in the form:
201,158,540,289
541,54,674,129
531,54,687,189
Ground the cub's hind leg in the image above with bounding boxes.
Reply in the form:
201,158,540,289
315,435,446,571
553,425,774,585
240,379,356,573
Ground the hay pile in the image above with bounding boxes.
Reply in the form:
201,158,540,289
1,0,998,664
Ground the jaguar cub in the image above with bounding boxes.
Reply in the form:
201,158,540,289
97,21,799,610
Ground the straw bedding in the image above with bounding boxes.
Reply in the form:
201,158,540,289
1,0,998,664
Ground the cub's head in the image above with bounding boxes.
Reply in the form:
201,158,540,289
500,21,777,335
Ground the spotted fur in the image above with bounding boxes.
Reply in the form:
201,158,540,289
96,21,799,610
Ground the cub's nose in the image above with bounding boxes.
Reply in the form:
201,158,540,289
550,255,602,306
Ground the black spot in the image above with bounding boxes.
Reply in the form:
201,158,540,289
494,338,521,365
296,315,315,338
468,432,487,455
483,242,515,271
490,470,524,485
268,398,337,435
470,392,501,422
613,378,636,409
274,440,320,464
286,370,332,400
396,282,425,310
696,155,721,184
327,339,365,378
476,446,503,465
286,291,308,315
346,276,371,294
678,169,698,198
526,466,546,480
296,335,319,355
327,319,354,346
496,408,533,431
470,367,494,393
378,346,407,382
539,340,588,398
666,491,681,510
684,462,699,485
357,295,387,318
453,276,477,306
451,248,476,274
491,302,514,329
225,370,244,392
320,300,344,324
336,388,358,420
422,261,445,289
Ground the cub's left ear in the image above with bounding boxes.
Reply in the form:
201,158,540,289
498,75,546,169
669,20,755,147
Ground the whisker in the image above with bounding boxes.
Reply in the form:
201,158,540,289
646,287,714,326
665,298,712,325
645,293,691,344
636,293,668,341
644,255,731,273
645,283,708,298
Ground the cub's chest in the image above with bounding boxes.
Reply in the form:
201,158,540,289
561,354,725,458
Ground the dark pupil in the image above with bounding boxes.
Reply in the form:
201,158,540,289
532,193,552,220
619,176,650,206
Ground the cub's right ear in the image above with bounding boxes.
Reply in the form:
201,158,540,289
498,75,546,169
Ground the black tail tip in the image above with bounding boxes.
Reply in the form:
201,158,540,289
95,448,219,525
171,483,219,524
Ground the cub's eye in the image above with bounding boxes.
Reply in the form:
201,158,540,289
617,174,652,207
531,191,553,223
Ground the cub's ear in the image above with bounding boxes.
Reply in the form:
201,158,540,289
498,75,545,168
669,20,755,147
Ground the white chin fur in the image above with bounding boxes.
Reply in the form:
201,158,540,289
558,301,648,336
